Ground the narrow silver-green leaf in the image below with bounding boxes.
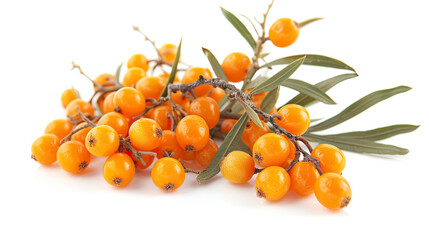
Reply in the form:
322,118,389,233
287,73,358,106
244,75,269,90
160,38,182,97
260,86,280,112
309,86,411,132
281,79,336,104
239,99,263,128
197,114,249,182
114,62,123,85
240,14,260,36
250,57,305,95
261,54,356,73
320,124,419,141
220,7,257,50
304,133,409,155
298,17,324,28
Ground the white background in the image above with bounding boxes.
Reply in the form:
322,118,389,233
1,0,428,239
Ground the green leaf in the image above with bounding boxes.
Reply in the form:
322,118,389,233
160,38,182,97
320,124,419,141
239,14,260,36
239,99,263,128
114,62,123,85
261,54,356,73
304,133,409,155
287,73,357,106
220,7,257,50
260,86,280,112
197,114,249,182
250,57,305,95
298,17,324,28
309,86,411,132
281,79,336,104
244,75,269,90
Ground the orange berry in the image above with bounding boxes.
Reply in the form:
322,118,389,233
176,115,209,151
85,125,120,157
269,18,300,48
103,153,135,187
136,76,165,100
276,104,310,136
220,151,255,183
159,43,178,64
57,140,91,174
220,119,237,133
208,87,225,103
181,67,213,97
171,91,191,111
289,161,320,196
113,87,146,118
188,97,220,129
123,67,146,88
61,88,80,108
180,150,196,162
252,133,289,168
221,52,251,82
44,119,73,141
281,137,297,169
31,134,60,165
314,173,351,209
155,130,183,159
195,138,218,168
65,99,94,120
71,122,93,143
94,73,115,90
255,166,291,201
98,112,129,137
241,120,270,149
102,91,116,114
149,106,172,131
129,118,163,151
151,157,185,191
127,53,149,72
311,144,346,174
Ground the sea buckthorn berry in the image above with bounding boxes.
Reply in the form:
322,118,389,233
149,106,171,130
188,97,220,129
123,67,146,88
151,157,185,191
220,119,237,133
103,153,135,187
276,104,310,135
176,115,209,151
314,173,351,209
311,144,346,174
71,122,93,143
129,118,163,151
94,73,115,90
180,150,196,162
269,18,300,48
44,119,73,141
289,161,320,196
159,43,178,64
85,125,120,157
195,138,218,168
102,92,116,114
127,53,149,72
255,166,291,201
136,76,165,100
57,140,91,174
282,137,296,169
208,87,225,103
65,99,94,120
252,133,289,168
171,91,191,111
155,130,183,159
241,120,270,149
98,112,129,137
221,52,251,82
181,67,213,97
220,151,255,184
31,134,60,165
61,88,80,108
113,87,146,118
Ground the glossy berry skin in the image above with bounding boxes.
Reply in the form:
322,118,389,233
151,157,185,191
311,144,346,174
102,92,116,114
159,43,178,64
176,115,209,151
98,112,129,137
276,104,310,136
221,151,255,184
208,87,225,103
113,87,146,118
171,91,190,112
314,173,352,209
149,106,171,130
103,153,136,187
255,166,291,201
85,125,120,157
57,140,91,174
155,130,183,159
221,52,251,82
61,89,79,108
195,138,218,168
127,53,149,72
189,97,220,129
123,67,146,88
220,119,237,133
241,120,270,149
289,162,320,196
136,76,165,100
71,122,93,143
181,67,213,97
65,99,94,120
31,134,60,165
281,137,296,169
44,119,73,141
94,73,115,90
252,133,289,168
179,150,196,162
269,18,300,48
129,118,163,151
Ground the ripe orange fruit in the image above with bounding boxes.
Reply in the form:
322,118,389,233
314,173,352,209
311,144,346,174
289,161,320,196
151,157,185,191
44,119,73,141
61,89,80,108
85,125,120,157
241,120,270,149
102,92,116,114
129,118,163,151
136,76,165,100
255,166,291,201
31,134,60,165
221,151,255,183
181,67,213,97
220,119,237,133
175,115,209,151
276,104,310,136
65,99,94,119
113,87,146,118
155,130,183,159
103,153,136,187
57,140,91,174
159,43,178,64
195,138,218,168
127,53,149,72
71,122,93,143
252,133,289,168
269,18,300,48
123,67,146,88
98,112,129,137
188,97,220,129
208,87,225,103
94,73,115,90
221,52,251,82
